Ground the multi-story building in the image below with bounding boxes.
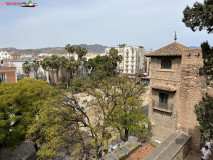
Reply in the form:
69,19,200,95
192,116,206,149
0,51,11,61
11,52,21,60
105,44,146,77
0,65,17,83
146,41,207,152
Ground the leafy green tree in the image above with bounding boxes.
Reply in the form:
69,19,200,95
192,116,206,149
22,61,31,77
194,94,213,141
0,78,56,150
83,76,149,155
109,48,123,76
27,92,85,159
199,42,213,86
108,77,149,141
26,76,149,159
183,0,213,141
88,55,114,81
183,0,213,33
31,60,40,79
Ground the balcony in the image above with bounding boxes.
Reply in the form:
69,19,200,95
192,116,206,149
152,100,173,113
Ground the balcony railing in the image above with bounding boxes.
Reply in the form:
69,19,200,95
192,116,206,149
152,100,173,113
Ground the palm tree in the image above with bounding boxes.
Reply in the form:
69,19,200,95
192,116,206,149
40,58,48,81
82,57,89,75
31,60,40,79
64,57,78,87
45,55,61,86
75,46,87,75
22,61,31,77
65,44,75,59
75,46,82,60
59,56,68,83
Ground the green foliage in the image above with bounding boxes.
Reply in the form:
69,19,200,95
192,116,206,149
194,93,213,141
70,77,87,93
199,42,213,86
183,0,213,33
25,76,148,159
27,93,83,159
65,44,75,59
75,46,87,60
109,48,123,76
183,0,213,142
88,55,117,81
107,77,149,141
0,78,55,150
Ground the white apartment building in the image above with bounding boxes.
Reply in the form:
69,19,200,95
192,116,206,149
105,44,146,77
0,51,11,61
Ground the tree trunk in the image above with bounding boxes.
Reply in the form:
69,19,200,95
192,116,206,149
33,143,39,152
51,69,55,86
56,69,59,85
124,129,129,142
44,70,47,81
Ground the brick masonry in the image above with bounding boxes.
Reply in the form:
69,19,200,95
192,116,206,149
147,42,206,152
0,66,17,82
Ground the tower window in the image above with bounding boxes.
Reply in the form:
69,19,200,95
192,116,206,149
161,59,172,69
159,93,168,109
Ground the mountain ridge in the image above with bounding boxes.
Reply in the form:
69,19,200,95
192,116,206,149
0,44,108,56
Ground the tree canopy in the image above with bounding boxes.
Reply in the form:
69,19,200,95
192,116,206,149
88,48,122,81
195,94,213,141
183,0,213,141
183,0,213,33
26,76,149,159
0,78,56,150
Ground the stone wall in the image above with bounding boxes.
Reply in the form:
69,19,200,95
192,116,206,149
149,57,181,143
177,49,204,151
173,137,190,160
143,132,191,160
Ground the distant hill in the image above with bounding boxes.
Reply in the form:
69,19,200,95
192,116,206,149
0,44,108,56
188,46,199,48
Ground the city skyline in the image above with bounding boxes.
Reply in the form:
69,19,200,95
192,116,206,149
1,0,212,50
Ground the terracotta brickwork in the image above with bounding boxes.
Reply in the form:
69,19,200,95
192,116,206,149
147,42,205,152
0,66,17,83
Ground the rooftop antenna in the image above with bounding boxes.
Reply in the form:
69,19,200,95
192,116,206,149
174,31,177,42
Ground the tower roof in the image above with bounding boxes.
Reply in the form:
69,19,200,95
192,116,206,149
146,42,189,57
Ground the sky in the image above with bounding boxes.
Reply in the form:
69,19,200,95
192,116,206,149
0,0,212,50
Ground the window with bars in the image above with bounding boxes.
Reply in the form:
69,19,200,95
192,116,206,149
159,93,168,109
161,59,172,69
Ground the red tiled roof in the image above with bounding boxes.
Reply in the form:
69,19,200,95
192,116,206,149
125,143,155,160
152,84,176,92
146,42,189,57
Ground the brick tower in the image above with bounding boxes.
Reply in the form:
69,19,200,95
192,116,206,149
146,41,206,151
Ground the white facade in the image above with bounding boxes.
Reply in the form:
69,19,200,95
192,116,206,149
105,44,146,77
0,51,11,60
